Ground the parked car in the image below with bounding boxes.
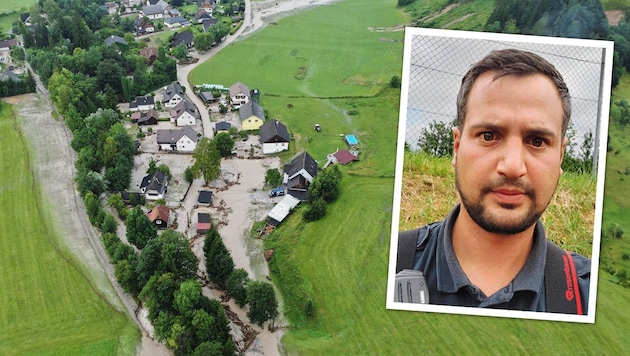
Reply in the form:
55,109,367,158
270,187,285,197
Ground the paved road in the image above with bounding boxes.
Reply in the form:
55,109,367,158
176,0,254,139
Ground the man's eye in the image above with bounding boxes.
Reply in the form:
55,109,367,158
531,138,546,147
481,132,494,141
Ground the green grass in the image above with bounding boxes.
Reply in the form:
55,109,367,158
0,0,37,34
189,0,407,98
0,102,139,355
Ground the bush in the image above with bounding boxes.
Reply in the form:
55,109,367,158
417,120,455,157
303,198,327,222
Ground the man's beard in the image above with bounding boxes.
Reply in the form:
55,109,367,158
455,171,552,235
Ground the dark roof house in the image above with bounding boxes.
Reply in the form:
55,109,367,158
171,30,194,48
260,119,290,144
0,69,20,82
284,151,318,201
139,171,168,200
137,109,160,125
104,35,128,47
197,190,213,205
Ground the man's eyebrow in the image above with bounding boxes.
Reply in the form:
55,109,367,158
467,123,557,139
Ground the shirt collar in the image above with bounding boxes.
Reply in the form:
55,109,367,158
436,204,547,295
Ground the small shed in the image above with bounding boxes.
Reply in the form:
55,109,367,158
344,134,359,147
267,195,301,226
197,190,213,205
197,213,211,234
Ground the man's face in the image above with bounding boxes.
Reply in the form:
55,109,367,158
452,71,567,235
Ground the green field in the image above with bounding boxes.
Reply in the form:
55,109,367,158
193,0,630,353
0,0,37,35
0,102,138,355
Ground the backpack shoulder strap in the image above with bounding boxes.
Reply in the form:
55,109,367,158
396,228,420,273
545,241,583,315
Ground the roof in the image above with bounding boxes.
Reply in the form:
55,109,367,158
333,150,359,165
259,119,290,143
104,35,128,47
229,81,250,98
137,109,160,125
156,125,198,144
140,171,168,194
165,16,190,26
139,47,158,59
0,69,20,82
129,96,155,108
345,134,359,145
215,121,231,131
202,18,219,31
198,212,211,223
199,91,215,103
239,101,265,122
267,195,301,225
171,30,194,47
172,100,198,119
198,190,213,204
0,39,17,49
164,81,184,102
285,151,318,179
146,205,170,223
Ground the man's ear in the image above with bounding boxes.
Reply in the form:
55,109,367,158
452,126,461,167
559,136,568,174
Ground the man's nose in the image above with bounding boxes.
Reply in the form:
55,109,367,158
497,139,527,178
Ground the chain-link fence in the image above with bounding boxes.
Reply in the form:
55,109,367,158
400,29,610,174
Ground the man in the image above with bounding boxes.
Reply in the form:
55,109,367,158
396,49,590,314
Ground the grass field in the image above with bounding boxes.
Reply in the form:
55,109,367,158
0,0,37,35
0,102,138,355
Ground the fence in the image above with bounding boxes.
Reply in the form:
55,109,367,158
400,30,609,174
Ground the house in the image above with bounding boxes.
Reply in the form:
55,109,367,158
198,0,215,13
325,149,359,167
198,91,216,104
197,213,211,234
121,190,144,204
229,81,250,108
137,109,160,125
0,69,20,82
195,9,213,23
146,205,171,229
142,4,164,19
139,47,159,64
284,151,318,201
171,30,194,49
267,194,301,226
166,8,182,18
170,100,198,126
164,16,191,28
129,96,155,111
202,18,219,32
259,119,290,154
134,18,155,35
0,39,17,51
239,101,265,131
156,125,198,152
163,81,185,108
215,121,231,134
197,190,213,205
103,2,118,15
104,35,128,47
140,171,168,200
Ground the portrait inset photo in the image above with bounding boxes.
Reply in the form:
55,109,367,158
386,28,613,323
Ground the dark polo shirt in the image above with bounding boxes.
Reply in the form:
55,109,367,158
410,205,591,311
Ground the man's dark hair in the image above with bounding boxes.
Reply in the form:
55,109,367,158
456,49,571,137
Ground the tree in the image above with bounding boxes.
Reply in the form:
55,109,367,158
78,170,106,197
172,43,188,61
205,233,234,288
308,165,342,203
227,268,249,307
246,281,278,326
213,132,234,157
302,198,327,222
101,213,118,234
264,168,283,187
184,166,195,184
191,137,221,185
115,258,140,295
194,32,215,52
389,75,401,88
417,120,455,157
126,206,157,249
174,280,202,316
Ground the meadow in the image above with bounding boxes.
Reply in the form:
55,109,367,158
194,0,630,353
0,0,36,35
0,102,138,355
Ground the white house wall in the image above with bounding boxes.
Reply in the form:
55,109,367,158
263,142,289,155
